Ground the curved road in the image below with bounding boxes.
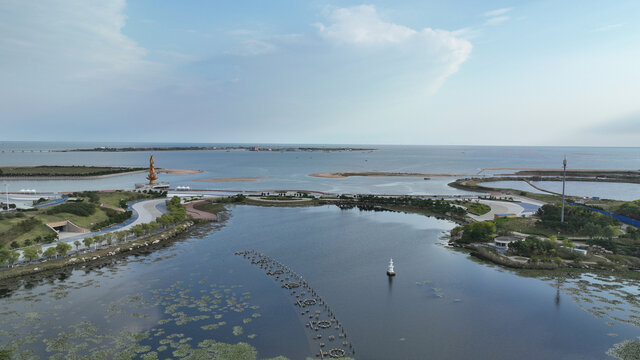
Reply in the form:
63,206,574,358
26,199,168,260
468,196,544,222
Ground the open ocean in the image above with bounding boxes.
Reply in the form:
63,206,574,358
0,142,638,199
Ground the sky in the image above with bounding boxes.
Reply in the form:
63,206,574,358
1,0,639,146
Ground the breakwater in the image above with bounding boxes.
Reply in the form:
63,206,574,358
236,250,355,359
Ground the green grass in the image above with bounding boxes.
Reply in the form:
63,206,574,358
0,191,154,248
494,217,553,237
464,202,491,215
193,202,226,214
96,191,148,207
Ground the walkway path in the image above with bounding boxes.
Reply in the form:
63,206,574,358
28,199,168,260
184,200,218,221
469,200,526,221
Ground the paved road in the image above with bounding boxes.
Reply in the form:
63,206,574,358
469,200,526,221
468,196,545,222
119,198,165,232
27,199,168,260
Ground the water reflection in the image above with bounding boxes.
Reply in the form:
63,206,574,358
1,205,640,359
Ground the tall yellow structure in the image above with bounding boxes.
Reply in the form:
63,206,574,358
147,155,158,185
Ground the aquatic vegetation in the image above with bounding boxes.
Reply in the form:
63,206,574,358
0,277,272,359
607,338,640,360
232,326,243,336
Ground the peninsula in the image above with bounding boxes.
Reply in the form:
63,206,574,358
0,165,145,178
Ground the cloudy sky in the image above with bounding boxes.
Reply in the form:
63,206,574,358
1,0,639,146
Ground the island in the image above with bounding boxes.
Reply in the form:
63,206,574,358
53,146,377,152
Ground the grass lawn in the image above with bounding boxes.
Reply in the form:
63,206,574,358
95,191,147,208
464,202,491,215
495,217,554,238
193,202,226,214
0,191,154,248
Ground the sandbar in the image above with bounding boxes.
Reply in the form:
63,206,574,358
309,172,478,178
194,177,265,182
158,169,204,175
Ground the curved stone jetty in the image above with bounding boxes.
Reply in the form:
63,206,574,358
235,250,355,358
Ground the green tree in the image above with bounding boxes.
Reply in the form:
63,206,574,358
459,221,496,243
7,250,19,267
74,240,81,251
603,226,615,240
582,222,601,238
10,241,20,249
0,248,10,266
82,237,93,249
23,245,42,261
43,247,57,259
56,242,72,257
92,235,103,249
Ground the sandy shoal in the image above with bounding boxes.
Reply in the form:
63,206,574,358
193,176,265,182
158,169,204,175
309,172,476,178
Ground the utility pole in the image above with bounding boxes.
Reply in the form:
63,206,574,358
560,157,567,223
4,183,8,211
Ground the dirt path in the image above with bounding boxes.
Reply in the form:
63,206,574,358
184,201,218,221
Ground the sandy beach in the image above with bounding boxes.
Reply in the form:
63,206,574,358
193,176,265,182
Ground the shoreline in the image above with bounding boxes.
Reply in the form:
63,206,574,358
0,221,195,282
309,172,479,178
158,168,203,175
0,170,147,181
194,176,265,182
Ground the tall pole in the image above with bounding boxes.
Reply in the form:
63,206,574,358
561,157,567,223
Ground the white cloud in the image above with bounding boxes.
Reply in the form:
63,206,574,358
0,0,157,122
483,7,512,26
315,5,472,94
591,23,624,33
316,5,415,46
485,15,510,26
484,8,512,17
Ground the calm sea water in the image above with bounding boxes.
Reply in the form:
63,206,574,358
484,180,640,201
0,142,638,198
1,205,639,359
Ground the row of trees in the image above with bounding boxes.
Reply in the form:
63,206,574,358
1,242,73,265
342,195,467,217
508,237,582,262
451,221,496,244
3,197,189,265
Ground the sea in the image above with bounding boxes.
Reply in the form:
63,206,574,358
0,142,639,359
1,142,639,200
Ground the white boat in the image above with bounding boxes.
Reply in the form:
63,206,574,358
387,258,396,276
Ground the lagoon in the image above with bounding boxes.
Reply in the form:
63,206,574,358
1,205,639,359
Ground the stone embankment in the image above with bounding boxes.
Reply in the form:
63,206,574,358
0,221,195,281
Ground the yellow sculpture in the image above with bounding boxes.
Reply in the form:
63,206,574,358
147,155,158,185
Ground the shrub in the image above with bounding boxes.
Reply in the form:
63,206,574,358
46,202,96,217
458,221,496,243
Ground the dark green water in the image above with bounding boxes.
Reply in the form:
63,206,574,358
1,205,639,359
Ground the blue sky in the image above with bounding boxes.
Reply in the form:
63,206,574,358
1,0,639,146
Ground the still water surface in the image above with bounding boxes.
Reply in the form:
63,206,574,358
1,205,639,359
1,143,639,197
